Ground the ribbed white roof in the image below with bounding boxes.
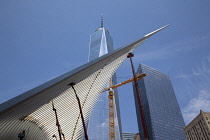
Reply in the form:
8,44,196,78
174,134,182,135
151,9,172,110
0,25,169,140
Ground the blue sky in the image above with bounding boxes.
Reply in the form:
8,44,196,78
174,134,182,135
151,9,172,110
0,0,210,133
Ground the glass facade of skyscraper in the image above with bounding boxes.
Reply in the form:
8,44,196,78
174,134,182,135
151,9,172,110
88,28,114,61
87,27,122,140
133,63,186,140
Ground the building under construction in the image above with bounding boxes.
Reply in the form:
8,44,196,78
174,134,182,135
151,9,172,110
0,25,168,140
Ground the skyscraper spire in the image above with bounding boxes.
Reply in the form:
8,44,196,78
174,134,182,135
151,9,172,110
101,14,103,28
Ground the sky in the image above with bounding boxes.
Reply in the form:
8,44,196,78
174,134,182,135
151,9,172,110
0,0,210,134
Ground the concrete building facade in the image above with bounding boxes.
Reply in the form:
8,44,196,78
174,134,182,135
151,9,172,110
184,110,210,140
122,132,140,140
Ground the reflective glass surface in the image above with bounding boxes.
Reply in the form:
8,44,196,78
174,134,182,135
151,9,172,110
87,28,121,140
133,64,186,140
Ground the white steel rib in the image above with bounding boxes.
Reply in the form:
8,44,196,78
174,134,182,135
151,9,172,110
0,25,169,140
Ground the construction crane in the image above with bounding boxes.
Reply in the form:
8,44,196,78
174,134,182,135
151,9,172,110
104,73,146,92
104,73,146,140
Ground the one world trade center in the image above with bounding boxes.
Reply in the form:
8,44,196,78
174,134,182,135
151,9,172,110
87,17,122,140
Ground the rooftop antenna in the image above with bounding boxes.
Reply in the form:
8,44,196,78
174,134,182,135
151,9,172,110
101,14,103,28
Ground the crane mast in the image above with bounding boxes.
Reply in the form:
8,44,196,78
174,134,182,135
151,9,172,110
108,89,115,140
106,73,146,140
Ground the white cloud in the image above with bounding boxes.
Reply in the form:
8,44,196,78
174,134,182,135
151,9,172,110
175,73,194,79
175,55,210,79
182,90,210,125
99,117,119,128
192,59,210,76
101,122,108,127
97,118,108,128
207,55,210,62
175,55,210,91
135,33,210,61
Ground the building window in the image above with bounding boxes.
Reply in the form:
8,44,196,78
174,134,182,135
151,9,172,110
206,117,208,120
